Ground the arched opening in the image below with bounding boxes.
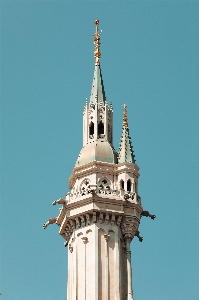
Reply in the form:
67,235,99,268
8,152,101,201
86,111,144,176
98,121,104,136
127,180,131,192
120,180,124,190
89,122,94,136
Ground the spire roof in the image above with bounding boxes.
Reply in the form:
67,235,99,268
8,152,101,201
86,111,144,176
90,64,106,105
90,20,106,106
118,105,135,164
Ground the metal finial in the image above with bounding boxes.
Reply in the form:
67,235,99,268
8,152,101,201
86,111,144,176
123,104,128,127
93,20,102,65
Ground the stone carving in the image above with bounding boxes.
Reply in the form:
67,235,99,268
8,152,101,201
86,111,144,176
117,215,122,226
90,103,95,109
99,212,104,224
63,221,74,247
67,222,73,232
64,230,69,239
124,193,130,200
80,215,86,227
77,232,83,237
98,107,104,113
141,210,156,220
80,179,92,196
68,238,74,252
111,189,120,196
124,192,135,201
81,237,88,244
67,184,123,200
52,198,67,206
43,217,57,229
135,230,143,242
111,214,115,225
93,212,97,223
86,214,91,225
103,234,110,242
105,213,109,225
69,243,73,253
43,209,143,249
121,216,139,241
69,220,75,230
97,178,111,194
75,217,80,229
124,233,134,243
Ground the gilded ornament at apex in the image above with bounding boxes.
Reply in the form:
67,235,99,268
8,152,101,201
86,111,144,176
93,19,101,65
94,20,99,25
123,104,129,127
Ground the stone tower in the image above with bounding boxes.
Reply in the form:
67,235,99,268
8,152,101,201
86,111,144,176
43,20,155,300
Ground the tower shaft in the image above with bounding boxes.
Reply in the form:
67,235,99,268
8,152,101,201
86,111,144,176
67,220,127,300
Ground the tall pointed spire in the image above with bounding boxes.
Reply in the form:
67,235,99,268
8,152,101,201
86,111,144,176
90,20,106,106
118,104,136,164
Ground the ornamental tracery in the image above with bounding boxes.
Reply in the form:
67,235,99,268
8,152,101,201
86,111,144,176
80,179,92,196
97,177,111,194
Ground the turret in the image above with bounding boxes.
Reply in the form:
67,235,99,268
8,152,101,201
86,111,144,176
83,20,113,147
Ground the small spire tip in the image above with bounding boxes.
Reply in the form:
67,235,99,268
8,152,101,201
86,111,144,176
123,104,128,127
93,19,101,65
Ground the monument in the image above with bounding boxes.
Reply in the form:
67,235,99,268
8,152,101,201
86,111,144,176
43,20,155,300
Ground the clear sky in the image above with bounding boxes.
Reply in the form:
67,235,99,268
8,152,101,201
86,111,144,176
1,1,199,299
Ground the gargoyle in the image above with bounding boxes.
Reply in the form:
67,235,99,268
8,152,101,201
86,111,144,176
52,198,67,205
135,230,143,242
64,241,68,247
141,210,156,220
43,217,57,229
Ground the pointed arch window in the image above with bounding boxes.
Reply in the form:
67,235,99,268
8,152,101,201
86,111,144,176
89,121,94,137
98,121,104,136
127,180,131,192
120,180,124,190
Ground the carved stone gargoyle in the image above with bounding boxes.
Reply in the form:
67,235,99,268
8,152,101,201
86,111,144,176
135,230,143,242
52,198,67,206
43,217,57,229
141,210,156,220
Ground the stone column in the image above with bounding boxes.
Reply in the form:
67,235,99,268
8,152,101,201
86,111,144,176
125,234,134,300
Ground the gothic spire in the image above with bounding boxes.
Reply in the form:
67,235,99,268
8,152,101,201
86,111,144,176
118,104,135,164
90,20,106,106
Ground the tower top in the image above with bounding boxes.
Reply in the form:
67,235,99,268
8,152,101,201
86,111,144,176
93,20,102,65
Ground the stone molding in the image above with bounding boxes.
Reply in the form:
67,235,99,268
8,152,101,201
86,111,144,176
58,209,142,246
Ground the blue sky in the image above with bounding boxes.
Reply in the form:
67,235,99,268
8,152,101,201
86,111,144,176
1,1,199,299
